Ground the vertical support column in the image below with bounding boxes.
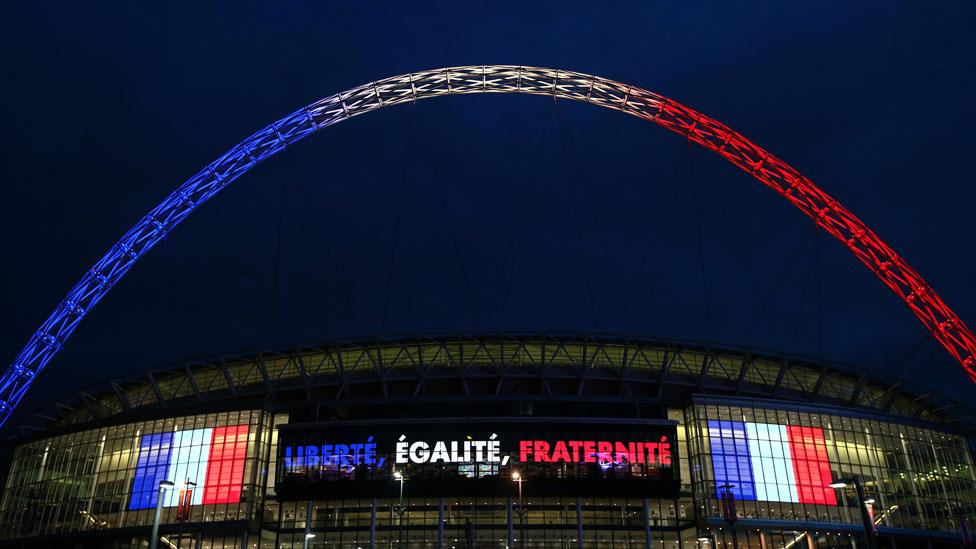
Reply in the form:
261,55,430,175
370,499,377,549
576,497,584,549
759,529,767,549
805,531,815,549
643,498,653,549
305,499,313,544
246,413,265,531
507,497,514,549
438,497,445,549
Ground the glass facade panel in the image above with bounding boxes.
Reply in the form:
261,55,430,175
0,410,267,540
687,401,976,532
0,397,973,547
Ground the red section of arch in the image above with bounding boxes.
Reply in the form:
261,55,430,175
202,424,249,505
786,426,836,505
650,98,976,383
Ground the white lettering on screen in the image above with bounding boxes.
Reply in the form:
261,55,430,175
394,433,509,465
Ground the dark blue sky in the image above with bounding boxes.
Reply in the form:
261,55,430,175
2,2,974,418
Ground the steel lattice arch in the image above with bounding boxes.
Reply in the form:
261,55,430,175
2,65,974,428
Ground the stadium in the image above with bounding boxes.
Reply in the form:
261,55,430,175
0,334,974,548
1,66,975,548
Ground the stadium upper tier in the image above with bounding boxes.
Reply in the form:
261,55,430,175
14,334,973,437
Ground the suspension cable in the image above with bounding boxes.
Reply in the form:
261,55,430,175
417,110,482,330
271,174,287,336
814,225,824,358
687,140,713,342
297,178,337,337
704,157,786,353
555,104,632,331
490,102,555,330
556,105,600,330
382,105,416,330
618,141,683,333
786,231,818,356
741,225,815,348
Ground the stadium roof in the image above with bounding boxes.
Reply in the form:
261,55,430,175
12,333,975,438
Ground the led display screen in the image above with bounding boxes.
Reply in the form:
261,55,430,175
276,419,678,499
707,420,836,505
128,424,249,510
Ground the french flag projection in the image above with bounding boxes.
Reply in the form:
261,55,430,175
707,420,837,506
128,425,249,510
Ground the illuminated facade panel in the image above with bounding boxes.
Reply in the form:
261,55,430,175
128,432,174,510
162,427,213,507
746,422,799,503
787,425,837,505
706,420,757,501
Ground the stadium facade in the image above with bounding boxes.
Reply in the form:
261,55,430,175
0,334,973,549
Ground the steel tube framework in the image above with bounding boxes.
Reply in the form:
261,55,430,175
2,65,973,429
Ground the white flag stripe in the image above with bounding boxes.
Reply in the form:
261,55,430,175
164,428,213,507
746,422,799,503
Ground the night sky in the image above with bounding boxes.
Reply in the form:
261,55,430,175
1,2,974,423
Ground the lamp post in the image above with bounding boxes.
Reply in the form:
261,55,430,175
149,480,174,549
394,471,405,546
303,533,315,549
828,477,877,549
718,484,739,549
513,471,525,549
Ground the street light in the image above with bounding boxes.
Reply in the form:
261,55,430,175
303,533,316,549
393,471,406,547
149,480,174,549
513,471,525,548
718,484,739,549
828,477,877,549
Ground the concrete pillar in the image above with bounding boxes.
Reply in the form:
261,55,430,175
507,497,514,549
305,500,313,544
576,497,584,549
438,497,445,549
370,499,377,549
643,498,653,549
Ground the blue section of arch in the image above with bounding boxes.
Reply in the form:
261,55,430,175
0,106,319,427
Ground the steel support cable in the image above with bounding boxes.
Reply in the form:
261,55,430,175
3,66,974,428
639,154,698,335
556,108,601,330
741,226,816,348
838,238,891,364
382,106,416,330
815,226,824,358
618,141,684,333
687,141,714,342
297,179,338,336
891,333,934,371
417,111,482,330
270,176,288,336
490,102,555,330
554,104,633,331
634,147,688,336
703,153,786,353
785,230,819,356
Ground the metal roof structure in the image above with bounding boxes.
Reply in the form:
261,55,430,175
14,333,974,438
